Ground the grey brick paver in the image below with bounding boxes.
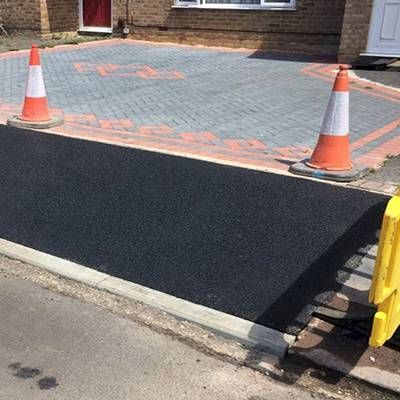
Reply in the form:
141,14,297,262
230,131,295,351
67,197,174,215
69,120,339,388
0,41,398,162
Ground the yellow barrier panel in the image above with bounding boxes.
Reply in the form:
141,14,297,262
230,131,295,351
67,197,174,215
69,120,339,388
369,195,400,347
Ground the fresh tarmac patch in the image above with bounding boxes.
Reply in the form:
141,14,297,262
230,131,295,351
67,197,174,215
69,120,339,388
0,125,389,335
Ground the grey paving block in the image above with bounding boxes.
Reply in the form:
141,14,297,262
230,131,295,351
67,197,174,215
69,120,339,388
0,42,398,156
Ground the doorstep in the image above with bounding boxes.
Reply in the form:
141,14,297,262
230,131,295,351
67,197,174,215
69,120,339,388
78,27,113,34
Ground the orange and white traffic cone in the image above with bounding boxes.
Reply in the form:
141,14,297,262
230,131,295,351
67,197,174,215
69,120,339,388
290,65,367,182
307,65,351,171
8,44,63,129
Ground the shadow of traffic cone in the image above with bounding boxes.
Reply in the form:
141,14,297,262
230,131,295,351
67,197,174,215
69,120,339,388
290,65,367,182
7,44,63,129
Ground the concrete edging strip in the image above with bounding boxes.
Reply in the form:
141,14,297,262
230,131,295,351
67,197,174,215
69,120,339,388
0,239,295,358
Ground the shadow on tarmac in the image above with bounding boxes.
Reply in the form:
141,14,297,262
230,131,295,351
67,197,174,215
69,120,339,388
246,201,387,385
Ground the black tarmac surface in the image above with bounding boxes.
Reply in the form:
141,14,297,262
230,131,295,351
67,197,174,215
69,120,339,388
0,125,389,334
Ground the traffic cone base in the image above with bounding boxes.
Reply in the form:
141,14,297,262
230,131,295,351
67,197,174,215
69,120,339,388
289,161,368,183
7,44,63,130
7,115,64,130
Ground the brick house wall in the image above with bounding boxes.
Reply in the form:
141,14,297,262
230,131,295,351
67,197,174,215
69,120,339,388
0,0,376,60
0,0,42,30
120,0,347,56
40,0,79,33
0,0,78,32
339,0,374,62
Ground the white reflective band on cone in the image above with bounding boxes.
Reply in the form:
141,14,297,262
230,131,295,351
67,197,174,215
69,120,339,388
25,66,47,98
320,91,349,136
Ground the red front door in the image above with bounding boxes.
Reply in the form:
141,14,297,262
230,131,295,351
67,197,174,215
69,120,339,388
83,0,112,28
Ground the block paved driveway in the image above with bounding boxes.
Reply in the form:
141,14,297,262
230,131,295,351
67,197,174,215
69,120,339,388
0,39,399,171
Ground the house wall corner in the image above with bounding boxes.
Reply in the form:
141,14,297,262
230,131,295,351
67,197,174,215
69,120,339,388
338,0,374,62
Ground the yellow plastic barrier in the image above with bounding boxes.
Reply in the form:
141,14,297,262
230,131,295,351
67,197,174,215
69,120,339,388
369,195,400,347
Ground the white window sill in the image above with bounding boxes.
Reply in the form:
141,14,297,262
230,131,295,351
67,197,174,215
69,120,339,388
172,5,296,11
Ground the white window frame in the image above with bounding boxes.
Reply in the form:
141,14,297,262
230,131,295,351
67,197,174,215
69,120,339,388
174,0,296,10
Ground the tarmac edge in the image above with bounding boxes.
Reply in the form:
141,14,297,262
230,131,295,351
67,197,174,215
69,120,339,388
0,238,295,359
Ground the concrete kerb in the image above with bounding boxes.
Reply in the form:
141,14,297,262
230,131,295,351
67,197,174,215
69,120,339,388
0,239,295,359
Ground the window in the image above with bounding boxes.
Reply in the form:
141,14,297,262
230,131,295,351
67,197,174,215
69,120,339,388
175,0,295,9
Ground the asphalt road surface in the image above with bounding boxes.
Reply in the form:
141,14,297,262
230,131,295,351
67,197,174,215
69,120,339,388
0,125,389,334
0,271,332,400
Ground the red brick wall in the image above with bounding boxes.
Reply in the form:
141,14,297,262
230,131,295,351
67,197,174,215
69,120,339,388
40,0,79,33
0,0,41,30
117,0,347,55
0,0,78,32
338,0,374,62
1,0,373,60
